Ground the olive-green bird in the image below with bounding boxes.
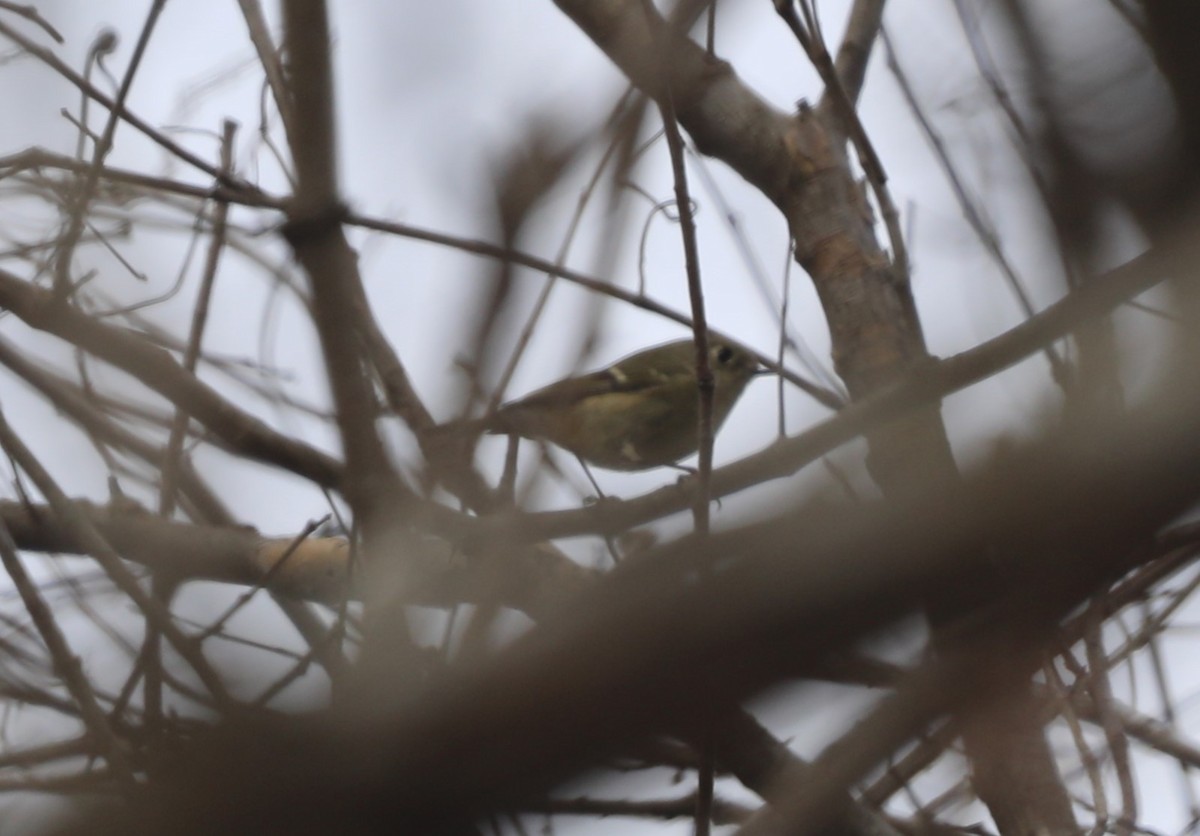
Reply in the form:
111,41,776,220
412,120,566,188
478,336,762,471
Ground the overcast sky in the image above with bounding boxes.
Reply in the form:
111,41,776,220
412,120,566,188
0,3,1192,833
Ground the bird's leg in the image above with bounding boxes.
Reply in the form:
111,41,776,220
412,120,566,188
669,463,723,510
575,457,621,565
576,457,607,503
497,433,520,504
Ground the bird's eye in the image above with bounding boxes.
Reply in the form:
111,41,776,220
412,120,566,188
716,346,734,365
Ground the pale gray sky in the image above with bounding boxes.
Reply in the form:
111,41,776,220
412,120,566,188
0,2,1193,833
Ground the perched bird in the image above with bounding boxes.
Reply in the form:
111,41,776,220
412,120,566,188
479,336,762,471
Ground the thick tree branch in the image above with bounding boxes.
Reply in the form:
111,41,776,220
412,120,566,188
281,0,397,510
0,501,598,617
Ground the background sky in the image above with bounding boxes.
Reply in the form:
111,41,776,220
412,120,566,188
0,2,1193,833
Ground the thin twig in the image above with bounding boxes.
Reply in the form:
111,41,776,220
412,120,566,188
199,517,327,642
0,2,63,42
52,0,167,296
882,26,1072,392
145,114,234,731
1084,599,1138,836
646,3,715,535
235,0,297,150
1045,661,1109,833
778,240,791,437
484,118,616,413
161,121,238,516
858,720,957,807
643,3,717,831
1140,601,1198,813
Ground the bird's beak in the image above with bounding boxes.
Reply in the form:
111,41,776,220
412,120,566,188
752,366,773,376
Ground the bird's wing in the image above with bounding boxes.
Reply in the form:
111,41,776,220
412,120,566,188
503,366,667,413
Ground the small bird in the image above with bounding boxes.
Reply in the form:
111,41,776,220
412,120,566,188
477,336,762,471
